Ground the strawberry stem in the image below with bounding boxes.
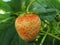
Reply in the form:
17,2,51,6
41,30,60,40
26,0,35,13
40,26,50,45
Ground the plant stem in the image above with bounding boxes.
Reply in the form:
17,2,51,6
0,17,13,24
53,39,55,45
41,30,60,40
26,0,35,13
39,27,50,45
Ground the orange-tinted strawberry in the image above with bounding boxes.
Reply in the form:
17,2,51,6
15,14,41,41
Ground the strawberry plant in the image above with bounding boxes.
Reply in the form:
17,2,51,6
0,0,60,45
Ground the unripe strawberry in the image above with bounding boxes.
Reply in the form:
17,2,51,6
15,14,41,41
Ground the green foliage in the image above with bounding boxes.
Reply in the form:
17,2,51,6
0,0,60,45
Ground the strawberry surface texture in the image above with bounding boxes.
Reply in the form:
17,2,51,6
15,14,41,41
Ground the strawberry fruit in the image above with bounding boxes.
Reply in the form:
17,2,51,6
15,14,41,41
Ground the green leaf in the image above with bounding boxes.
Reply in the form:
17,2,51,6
30,1,47,13
0,1,11,12
8,0,22,12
